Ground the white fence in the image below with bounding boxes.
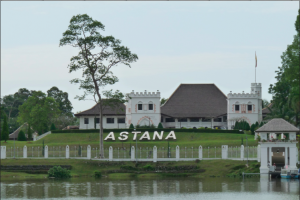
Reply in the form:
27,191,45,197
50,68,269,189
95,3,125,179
1,145,261,162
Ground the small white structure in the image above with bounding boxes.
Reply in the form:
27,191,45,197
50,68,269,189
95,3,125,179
125,90,161,128
256,118,299,174
227,83,262,129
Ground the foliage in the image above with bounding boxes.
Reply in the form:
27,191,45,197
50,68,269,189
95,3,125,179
256,134,261,142
48,166,71,178
47,86,73,116
78,145,82,156
233,120,250,131
50,123,56,131
143,164,155,171
17,91,60,134
241,137,243,145
94,170,102,178
27,124,32,140
158,123,163,129
129,124,134,129
1,114,9,142
17,130,27,141
160,98,168,105
268,9,300,127
262,99,270,109
59,14,138,158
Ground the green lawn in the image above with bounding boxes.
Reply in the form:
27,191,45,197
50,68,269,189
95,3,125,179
1,132,257,149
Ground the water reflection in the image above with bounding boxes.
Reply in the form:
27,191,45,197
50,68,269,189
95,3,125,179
1,177,299,199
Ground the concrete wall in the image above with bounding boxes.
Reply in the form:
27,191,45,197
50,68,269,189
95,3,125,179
79,116,126,129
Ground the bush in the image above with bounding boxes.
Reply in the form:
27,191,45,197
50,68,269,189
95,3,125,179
143,164,155,171
129,124,134,129
158,123,163,129
17,130,27,141
94,170,102,178
48,166,71,178
50,123,56,131
195,159,200,163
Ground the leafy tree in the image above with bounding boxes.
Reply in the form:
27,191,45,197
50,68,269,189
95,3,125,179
18,91,60,134
129,123,134,129
60,14,138,158
262,99,270,109
160,98,168,105
1,114,9,142
47,86,73,116
27,124,32,140
50,123,56,131
158,123,163,129
17,130,27,141
250,124,256,135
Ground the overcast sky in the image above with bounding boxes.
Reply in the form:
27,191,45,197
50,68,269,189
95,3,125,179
1,1,298,113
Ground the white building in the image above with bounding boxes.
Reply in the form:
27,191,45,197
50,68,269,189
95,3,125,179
75,82,264,130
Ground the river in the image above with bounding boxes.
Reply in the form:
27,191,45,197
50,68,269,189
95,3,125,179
1,177,299,199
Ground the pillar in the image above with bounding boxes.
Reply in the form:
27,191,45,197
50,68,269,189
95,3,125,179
289,147,297,170
285,147,288,167
176,145,179,161
131,146,135,161
1,146,6,159
109,146,113,161
260,146,269,174
211,118,214,129
65,145,69,159
199,145,202,160
87,145,91,159
222,145,228,159
269,146,272,165
23,146,27,158
257,145,261,162
153,146,157,163
240,145,244,160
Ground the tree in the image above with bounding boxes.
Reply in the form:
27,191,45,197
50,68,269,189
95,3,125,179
129,123,134,129
47,86,73,116
161,98,168,105
60,14,138,158
17,130,27,141
27,124,32,140
1,114,9,142
50,123,56,131
262,99,270,109
18,91,60,135
158,123,163,129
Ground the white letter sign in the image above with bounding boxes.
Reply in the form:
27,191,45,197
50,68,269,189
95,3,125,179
165,131,176,140
139,131,150,140
132,131,141,140
118,132,129,141
104,132,115,141
153,131,164,140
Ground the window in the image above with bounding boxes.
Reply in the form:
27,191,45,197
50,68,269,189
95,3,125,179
190,118,199,122
106,118,115,124
138,104,143,110
235,105,240,111
84,118,89,124
248,105,252,111
178,118,187,122
165,118,175,122
213,118,222,122
118,118,125,123
95,118,100,124
149,104,153,110
202,118,211,122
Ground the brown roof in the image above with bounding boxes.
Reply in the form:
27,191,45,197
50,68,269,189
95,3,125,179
161,84,227,118
256,118,299,132
74,100,125,117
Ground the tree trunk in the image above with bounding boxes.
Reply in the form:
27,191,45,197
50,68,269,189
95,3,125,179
99,101,104,158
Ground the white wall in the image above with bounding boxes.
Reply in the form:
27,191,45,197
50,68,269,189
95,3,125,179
79,116,126,129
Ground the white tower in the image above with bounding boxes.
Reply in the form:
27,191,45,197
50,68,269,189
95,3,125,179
125,90,161,128
227,83,263,129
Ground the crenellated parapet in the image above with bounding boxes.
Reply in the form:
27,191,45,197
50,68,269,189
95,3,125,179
128,90,160,97
227,92,259,98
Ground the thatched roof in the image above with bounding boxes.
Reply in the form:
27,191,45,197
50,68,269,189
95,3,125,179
256,118,299,132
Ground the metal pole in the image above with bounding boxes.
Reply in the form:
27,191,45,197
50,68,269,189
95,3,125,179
246,135,248,166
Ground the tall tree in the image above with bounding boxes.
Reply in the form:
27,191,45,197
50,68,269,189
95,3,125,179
47,86,73,116
59,14,138,158
1,114,9,142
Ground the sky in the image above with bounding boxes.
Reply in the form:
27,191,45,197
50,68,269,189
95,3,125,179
1,1,299,114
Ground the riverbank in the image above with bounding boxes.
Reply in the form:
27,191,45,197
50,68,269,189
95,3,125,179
1,159,260,180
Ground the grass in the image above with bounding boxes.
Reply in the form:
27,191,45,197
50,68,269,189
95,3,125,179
0,159,260,179
1,132,257,149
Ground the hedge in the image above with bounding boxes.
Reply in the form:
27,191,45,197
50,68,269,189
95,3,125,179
51,129,242,134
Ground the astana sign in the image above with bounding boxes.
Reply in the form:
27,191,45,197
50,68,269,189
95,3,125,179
104,131,176,141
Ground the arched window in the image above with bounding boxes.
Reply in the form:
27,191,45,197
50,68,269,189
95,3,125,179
138,101,143,110
148,101,153,110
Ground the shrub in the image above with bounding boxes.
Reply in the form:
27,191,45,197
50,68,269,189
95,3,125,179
17,130,27,141
50,123,56,131
143,164,155,171
1,114,9,142
94,170,102,178
120,165,137,170
157,123,163,129
48,166,71,178
195,159,200,163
